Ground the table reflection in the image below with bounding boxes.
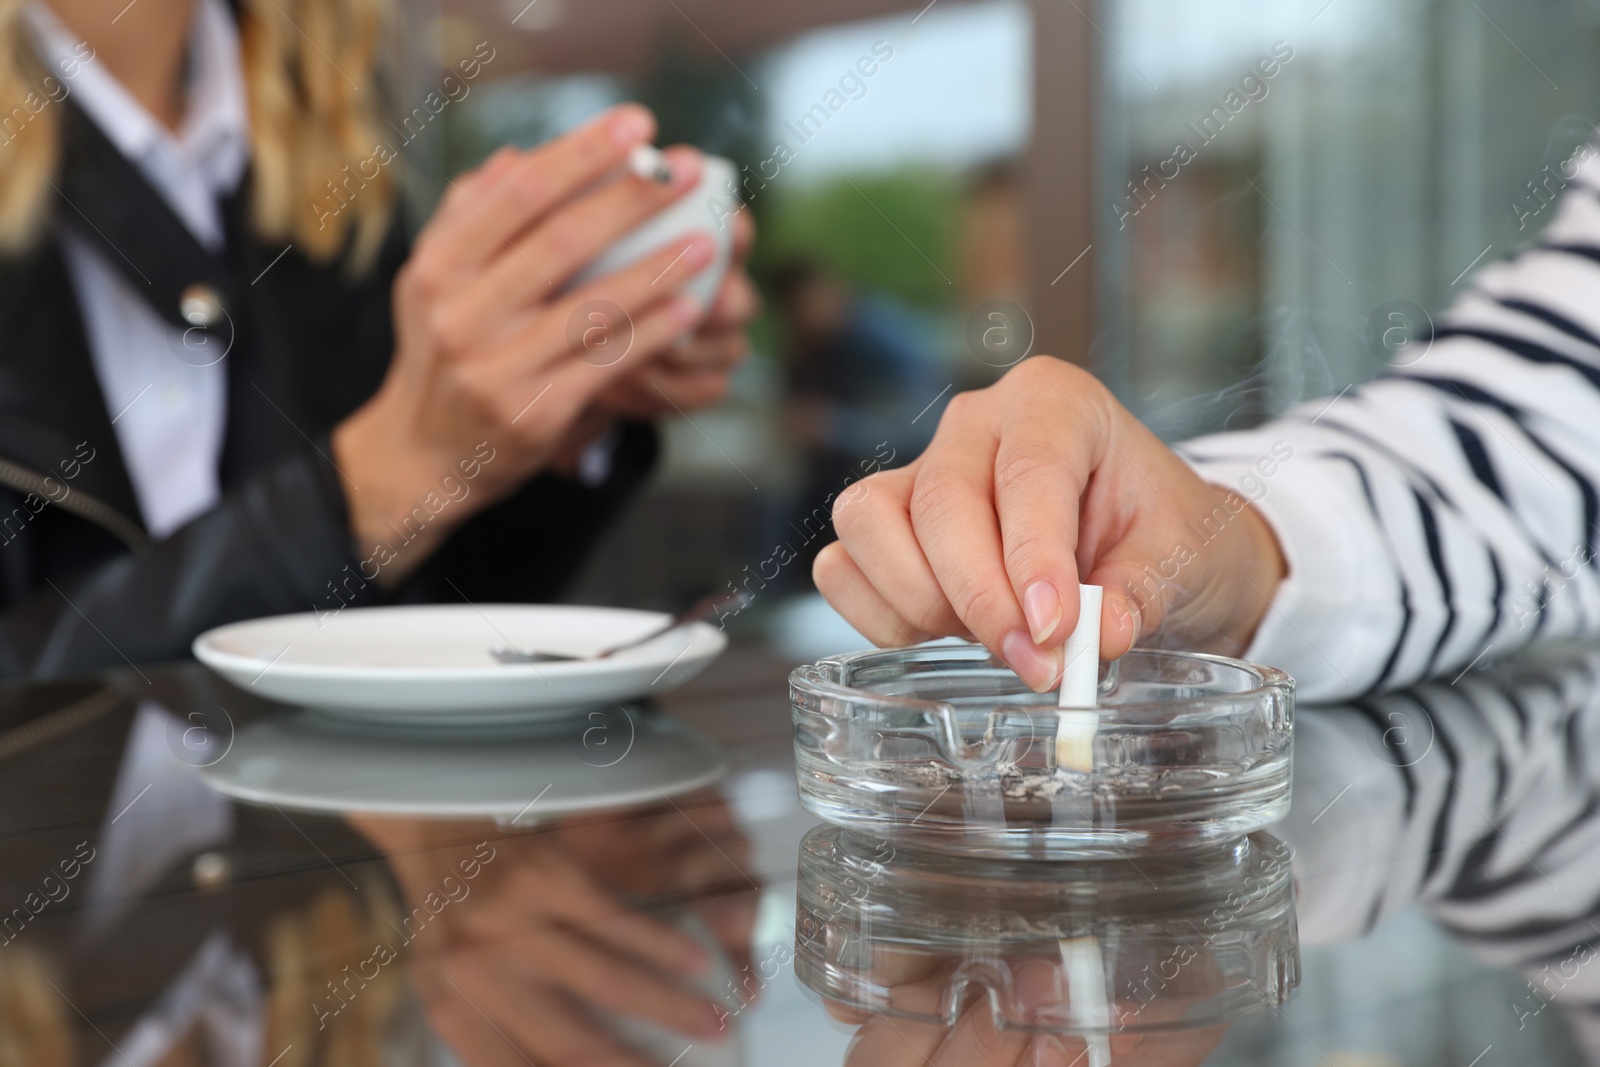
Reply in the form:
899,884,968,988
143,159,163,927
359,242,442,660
0,664,758,1067
349,803,758,1067
5,641,1600,1064
199,702,727,823
1283,646,1600,953
794,828,1297,1066
789,642,1600,1064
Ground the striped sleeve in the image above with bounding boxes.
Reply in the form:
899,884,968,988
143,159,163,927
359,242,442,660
1182,152,1600,701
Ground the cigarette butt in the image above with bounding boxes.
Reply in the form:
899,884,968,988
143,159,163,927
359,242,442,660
1055,710,1097,773
1056,585,1102,773
628,143,673,184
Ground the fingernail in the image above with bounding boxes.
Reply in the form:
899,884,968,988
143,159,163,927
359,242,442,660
607,105,653,146
1023,581,1062,644
1002,630,1059,692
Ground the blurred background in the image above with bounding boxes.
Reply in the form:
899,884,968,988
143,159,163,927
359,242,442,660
399,0,1600,637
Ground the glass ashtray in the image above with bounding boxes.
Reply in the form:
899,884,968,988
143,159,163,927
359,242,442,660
790,643,1294,858
795,826,1299,1038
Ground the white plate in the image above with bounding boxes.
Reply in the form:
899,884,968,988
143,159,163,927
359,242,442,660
192,604,726,724
199,706,727,821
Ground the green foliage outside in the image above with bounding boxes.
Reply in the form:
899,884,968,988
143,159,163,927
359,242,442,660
751,170,963,312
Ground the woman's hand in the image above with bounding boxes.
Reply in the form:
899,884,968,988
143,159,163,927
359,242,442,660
332,104,719,580
588,208,759,423
814,357,1288,691
543,209,759,476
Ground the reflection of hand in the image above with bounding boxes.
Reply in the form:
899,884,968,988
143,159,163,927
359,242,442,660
332,103,716,581
551,800,760,986
348,794,758,1066
814,356,1288,691
408,844,729,1067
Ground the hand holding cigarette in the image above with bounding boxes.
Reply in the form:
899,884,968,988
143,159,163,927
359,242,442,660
814,357,1288,692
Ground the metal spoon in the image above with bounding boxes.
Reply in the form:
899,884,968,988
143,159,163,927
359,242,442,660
490,589,753,665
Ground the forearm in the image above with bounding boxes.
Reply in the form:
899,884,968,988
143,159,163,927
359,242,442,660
1185,329,1600,701
0,445,370,678
1185,372,1600,700
1180,158,1600,699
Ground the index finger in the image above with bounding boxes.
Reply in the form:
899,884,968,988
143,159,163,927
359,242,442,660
424,104,657,272
993,376,1104,654
909,394,1051,689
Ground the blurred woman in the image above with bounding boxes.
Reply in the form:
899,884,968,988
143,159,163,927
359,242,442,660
0,0,755,676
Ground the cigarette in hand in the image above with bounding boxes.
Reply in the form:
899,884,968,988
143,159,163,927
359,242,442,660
628,143,673,184
1056,585,1102,773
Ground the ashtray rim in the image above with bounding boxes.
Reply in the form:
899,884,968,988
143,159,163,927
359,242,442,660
790,643,1294,718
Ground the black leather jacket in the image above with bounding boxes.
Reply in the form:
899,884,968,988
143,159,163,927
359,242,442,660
0,101,656,679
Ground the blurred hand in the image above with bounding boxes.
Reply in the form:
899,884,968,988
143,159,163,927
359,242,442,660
814,357,1288,691
333,104,721,580
544,209,758,476
586,208,759,423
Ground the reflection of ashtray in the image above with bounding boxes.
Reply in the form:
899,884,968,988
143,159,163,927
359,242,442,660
791,644,1294,857
794,826,1299,1036
199,705,726,822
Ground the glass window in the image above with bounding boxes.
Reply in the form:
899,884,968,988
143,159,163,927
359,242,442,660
1101,0,1600,437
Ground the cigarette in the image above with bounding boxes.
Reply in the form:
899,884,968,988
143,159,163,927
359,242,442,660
628,143,673,184
1055,584,1102,773
1055,589,1111,1065
1059,935,1113,1067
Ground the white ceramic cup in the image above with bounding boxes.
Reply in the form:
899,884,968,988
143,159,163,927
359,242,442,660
569,154,739,312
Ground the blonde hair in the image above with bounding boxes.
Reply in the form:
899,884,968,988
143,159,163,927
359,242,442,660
264,881,405,1067
0,882,405,1067
0,0,395,269
0,946,72,1067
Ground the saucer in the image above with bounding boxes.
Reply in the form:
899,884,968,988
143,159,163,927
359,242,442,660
193,604,726,724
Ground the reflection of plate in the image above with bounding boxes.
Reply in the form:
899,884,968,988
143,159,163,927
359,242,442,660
192,605,726,724
199,706,727,820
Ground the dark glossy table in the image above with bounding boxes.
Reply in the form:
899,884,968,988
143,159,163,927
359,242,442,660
2,637,1598,1067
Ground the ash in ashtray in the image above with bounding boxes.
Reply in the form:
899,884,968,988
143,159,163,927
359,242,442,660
877,761,1219,801
881,760,1093,800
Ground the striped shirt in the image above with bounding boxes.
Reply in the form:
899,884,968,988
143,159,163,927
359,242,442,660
1183,156,1600,702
